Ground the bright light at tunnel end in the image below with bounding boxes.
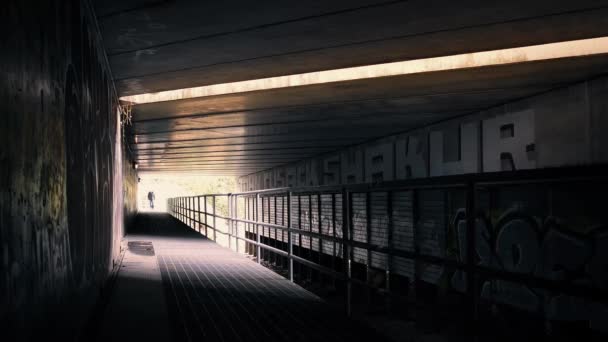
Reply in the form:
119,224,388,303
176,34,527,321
120,37,608,105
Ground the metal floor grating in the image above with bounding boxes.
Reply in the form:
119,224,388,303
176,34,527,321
138,214,384,342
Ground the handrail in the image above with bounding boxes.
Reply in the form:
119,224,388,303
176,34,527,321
167,164,608,322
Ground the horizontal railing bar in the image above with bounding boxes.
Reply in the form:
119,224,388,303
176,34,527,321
290,254,345,279
237,236,288,256
167,164,608,307
175,213,608,302
181,213,467,267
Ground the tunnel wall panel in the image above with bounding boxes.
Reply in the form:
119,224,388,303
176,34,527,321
0,0,137,339
240,75,608,190
237,75,608,334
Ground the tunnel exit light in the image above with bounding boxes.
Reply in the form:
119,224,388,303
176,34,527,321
120,37,608,105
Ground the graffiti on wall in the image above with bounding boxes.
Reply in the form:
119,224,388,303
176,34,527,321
1,0,137,337
64,0,118,286
450,206,608,329
257,186,608,332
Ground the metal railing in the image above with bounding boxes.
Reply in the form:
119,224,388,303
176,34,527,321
168,165,608,336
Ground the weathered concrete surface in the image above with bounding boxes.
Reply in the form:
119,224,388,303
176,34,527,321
96,240,171,342
88,1,608,174
0,0,137,339
112,213,386,342
240,75,608,189
129,56,608,173
94,0,608,95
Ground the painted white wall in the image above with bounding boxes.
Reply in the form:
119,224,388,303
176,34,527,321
365,142,394,182
341,148,364,184
240,76,608,189
482,109,536,172
395,134,428,179
430,122,480,176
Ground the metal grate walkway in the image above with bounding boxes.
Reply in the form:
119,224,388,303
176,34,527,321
109,213,384,342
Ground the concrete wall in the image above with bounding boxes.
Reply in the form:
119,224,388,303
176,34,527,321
237,75,608,335
123,142,138,233
0,0,137,339
240,76,608,190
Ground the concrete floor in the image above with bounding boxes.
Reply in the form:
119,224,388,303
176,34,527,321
97,213,385,342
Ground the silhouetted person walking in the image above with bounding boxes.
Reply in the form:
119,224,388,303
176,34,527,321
148,191,155,209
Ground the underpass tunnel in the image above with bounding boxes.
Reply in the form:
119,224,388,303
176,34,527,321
2,0,608,341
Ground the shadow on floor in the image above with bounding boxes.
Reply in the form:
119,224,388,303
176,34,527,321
114,213,389,342
129,213,205,239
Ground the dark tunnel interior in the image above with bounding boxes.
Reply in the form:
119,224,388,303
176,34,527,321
2,0,608,341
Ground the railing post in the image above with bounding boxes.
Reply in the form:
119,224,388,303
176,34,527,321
366,191,372,307
287,191,293,282
466,181,478,338
413,189,420,298
298,194,302,281
386,190,393,313
197,196,201,233
342,187,352,317
204,195,208,237
227,194,232,249
235,195,239,253
261,196,265,262
256,193,261,263
308,193,313,283
332,193,337,290
246,197,250,255
273,196,277,266
212,195,217,242
317,193,322,283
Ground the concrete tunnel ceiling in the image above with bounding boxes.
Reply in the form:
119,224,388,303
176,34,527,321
93,0,608,174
